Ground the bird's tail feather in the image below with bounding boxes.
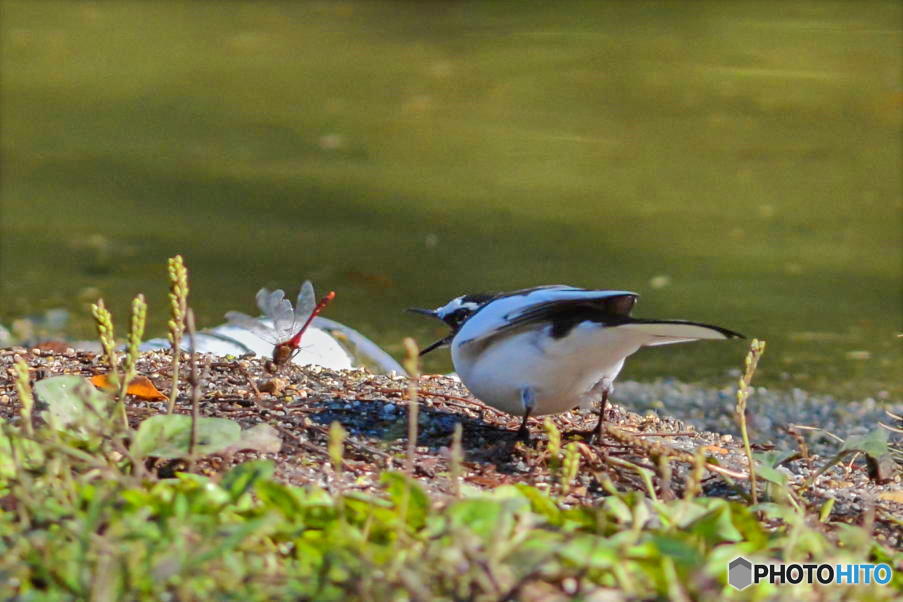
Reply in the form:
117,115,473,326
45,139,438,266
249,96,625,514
619,319,743,346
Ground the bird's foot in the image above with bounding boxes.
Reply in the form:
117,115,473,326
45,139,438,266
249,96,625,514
515,387,536,443
565,392,613,445
563,428,604,445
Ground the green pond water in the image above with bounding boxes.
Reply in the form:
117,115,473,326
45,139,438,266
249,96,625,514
2,1,900,398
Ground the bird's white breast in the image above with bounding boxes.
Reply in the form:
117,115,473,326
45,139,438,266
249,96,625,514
452,321,646,416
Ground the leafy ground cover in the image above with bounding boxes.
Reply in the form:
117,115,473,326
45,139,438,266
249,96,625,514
1,342,901,600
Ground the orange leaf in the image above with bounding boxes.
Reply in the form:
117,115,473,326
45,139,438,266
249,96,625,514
90,374,167,401
90,374,115,390
699,445,729,455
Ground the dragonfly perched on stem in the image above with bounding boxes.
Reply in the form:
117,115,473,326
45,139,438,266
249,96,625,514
225,281,336,367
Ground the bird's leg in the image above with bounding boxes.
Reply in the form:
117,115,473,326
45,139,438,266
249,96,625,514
564,384,610,444
517,387,536,442
588,388,609,444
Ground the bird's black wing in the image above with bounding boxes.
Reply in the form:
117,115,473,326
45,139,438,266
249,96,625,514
497,294,639,340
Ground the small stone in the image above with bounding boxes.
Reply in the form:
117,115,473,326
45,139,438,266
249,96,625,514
720,434,733,443
259,378,287,396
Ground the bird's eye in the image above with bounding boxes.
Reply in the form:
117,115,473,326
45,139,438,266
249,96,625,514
452,308,471,325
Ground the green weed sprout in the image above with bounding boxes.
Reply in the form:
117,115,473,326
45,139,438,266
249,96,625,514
121,294,146,388
543,418,561,471
329,421,347,483
112,294,146,430
560,442,580,495
736,339,766,504
166,255,189,414
13,358,34,437
90,299,120,387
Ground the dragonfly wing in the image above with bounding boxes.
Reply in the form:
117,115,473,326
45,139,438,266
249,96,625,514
256,288,295,339
293,281,317,331
224,311,280,344
255,288,281,317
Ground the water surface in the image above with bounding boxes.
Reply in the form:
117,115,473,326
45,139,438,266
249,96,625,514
2,1,900,397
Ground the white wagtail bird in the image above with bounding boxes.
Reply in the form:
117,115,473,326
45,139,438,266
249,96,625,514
409,285,743,441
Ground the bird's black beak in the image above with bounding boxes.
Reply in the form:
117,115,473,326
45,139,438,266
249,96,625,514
406,307,451,356
418,334,453,356
406,307,439,319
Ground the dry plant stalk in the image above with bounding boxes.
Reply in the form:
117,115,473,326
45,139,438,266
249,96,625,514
402,337,420,476
450,422,463,498
186,309,201,470
167,255,189,414
604,425,749,494
684,449,706,500
656,453,674,501
736,339,766,504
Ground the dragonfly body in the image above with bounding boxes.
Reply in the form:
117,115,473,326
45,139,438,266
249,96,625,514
226,283,336,367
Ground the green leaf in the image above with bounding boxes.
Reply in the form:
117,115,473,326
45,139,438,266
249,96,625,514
221,460,275,502
34,375,112,430
602,495,633,524
131,415,241,459
256,480,303,517
841,428,890,460
176,472,232,510
754,450,795,468
514,484,561,524
752,502,801,525
649,535,703,566
447,499,503,538
685,502,743,544
755,464,787,486
558,534,618,569
380,472,429,530
0,421,45,480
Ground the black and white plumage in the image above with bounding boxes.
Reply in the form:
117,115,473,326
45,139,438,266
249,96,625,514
409,285,743,440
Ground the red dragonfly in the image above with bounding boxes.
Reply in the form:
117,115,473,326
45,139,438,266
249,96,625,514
225,281,336,366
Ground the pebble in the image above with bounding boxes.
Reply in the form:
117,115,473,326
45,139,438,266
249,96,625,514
616,379,901,458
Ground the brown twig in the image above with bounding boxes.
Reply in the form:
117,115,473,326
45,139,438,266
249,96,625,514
373,386,508,417
624,431,698,438
272,422,330,458
305,422,392,460
402,338,420,476
236,363,263,405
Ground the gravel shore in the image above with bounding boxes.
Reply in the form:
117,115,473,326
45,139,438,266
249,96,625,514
615,379,901,459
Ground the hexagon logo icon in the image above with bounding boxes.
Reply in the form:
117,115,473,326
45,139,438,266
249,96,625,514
728,556,753,590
